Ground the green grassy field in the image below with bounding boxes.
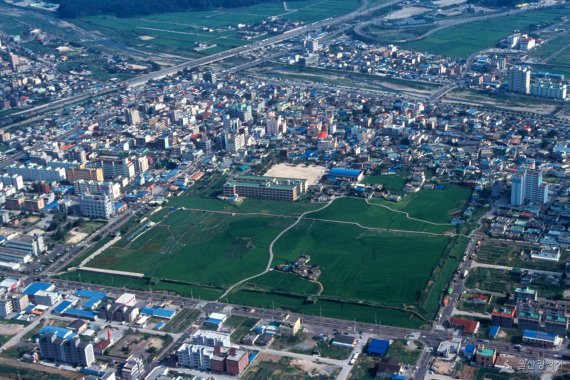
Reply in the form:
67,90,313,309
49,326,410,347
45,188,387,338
72,184,471,327
272,220,450,305
90,210,292,287
72,0,361,56
404,7,570,58
362,173,407,194
308,197,453,233
370,186,471,224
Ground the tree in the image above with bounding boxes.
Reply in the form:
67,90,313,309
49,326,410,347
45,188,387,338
53,227,66,241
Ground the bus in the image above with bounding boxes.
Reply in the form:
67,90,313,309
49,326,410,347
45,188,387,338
349,352,359,365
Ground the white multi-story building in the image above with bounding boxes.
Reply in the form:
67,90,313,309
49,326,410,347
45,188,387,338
530,80,567,100
93,156,135,179
5,234,45,256
178,344,214,370
79,194,115,219
191,330,231,348
266,115,287,136
507,66,531,95
6,164,66,182
75,180,122,200
223,133,246,153
511,170,549,206
0,174,24,190
0,297,13,317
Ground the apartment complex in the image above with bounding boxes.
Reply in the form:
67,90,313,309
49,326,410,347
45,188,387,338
79,194,115,219
38,326,95,367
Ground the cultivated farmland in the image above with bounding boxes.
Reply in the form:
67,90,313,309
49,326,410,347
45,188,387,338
73,0,361,56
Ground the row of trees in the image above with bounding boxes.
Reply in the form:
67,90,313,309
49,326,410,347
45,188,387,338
54,0,299,18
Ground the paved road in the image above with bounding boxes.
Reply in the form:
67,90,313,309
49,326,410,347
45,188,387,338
0,0,406,128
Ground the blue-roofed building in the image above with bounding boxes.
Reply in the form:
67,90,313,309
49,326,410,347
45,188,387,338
53,300,73,314
62,308,98,321
522,329,563,347
489,326,500,339
76,289,107,310
463,344,476,360
155,321,165,330
327,168,364,182
23,282,54,296
205,318,223,328
140,307,176,320
39,326,77,340
368,338,390,356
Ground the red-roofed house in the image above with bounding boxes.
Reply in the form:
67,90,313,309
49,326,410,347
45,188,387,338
449,317,480,334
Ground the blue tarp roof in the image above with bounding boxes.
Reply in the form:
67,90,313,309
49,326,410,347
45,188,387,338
24,304,36,313
523,329,558,342
53,300,72,314
329,167,363,177
464,344,476,354
368,339,390,355
489,326,500,338
85,298,103,309
23,282,53,295
155,321,165,330
39,326,76,339
140,307,176,319
63,308,98,320
45,201,59,210
76,289,106,300
205,318,223,326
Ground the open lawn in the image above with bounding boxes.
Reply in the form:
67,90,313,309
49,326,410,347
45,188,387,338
308,197,453,233
243,271,321,296
90,210,292,287
272,220,450,305
73,0,361,57
228,290,426,328
72,185,471,326
404,7,570,57
370,185,471,224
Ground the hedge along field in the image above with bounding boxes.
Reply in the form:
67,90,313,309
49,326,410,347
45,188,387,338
272,220,451,306
89,210,292,287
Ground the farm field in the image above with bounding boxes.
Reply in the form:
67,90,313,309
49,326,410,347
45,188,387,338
404,7,570,58
476,240,565,272
72,0,361,56
71,184,471,326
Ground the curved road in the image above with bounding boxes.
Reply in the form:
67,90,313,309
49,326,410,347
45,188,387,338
354,4,555,44
218,198,337,300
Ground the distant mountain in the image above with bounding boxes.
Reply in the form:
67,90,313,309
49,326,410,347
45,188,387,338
54,0,298,18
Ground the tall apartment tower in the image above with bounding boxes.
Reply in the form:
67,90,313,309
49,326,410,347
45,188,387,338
507,66,531,95
511,170,549,206
125,109,141,125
